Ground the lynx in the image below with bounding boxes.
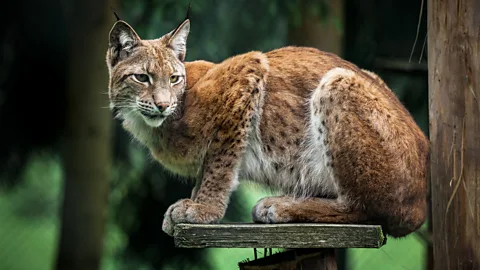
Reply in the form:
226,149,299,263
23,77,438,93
106,14,429,238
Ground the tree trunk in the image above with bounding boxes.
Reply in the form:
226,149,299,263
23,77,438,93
56,0,115,269
287,0,344,57
428,0,480,269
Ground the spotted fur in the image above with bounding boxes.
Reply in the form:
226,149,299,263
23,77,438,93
106,19,429,238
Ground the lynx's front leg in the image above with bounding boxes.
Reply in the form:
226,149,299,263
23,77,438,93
162,123,250,236
162,52,268,236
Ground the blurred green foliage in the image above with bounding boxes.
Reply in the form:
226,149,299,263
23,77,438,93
0,153,61,270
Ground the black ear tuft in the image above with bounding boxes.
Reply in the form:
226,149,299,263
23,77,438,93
165,3,192,62
185,2,191,21
170,2,192,37
111,8,121,21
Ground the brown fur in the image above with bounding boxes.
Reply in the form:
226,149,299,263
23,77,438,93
106,19,429,238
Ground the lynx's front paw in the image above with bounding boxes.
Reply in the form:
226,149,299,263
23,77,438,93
162,199,223,236
252,196,296,223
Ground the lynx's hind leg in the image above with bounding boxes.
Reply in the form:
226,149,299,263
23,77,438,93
311,67,427,237
250,68,367,225
252,196,366,224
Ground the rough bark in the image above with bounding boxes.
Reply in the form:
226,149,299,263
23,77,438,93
428,0,480,269
55,0,115,269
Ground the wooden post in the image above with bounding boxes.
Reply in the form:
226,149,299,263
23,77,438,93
428,0,480,269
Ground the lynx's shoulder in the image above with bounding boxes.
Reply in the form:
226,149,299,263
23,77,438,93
180,51,270,136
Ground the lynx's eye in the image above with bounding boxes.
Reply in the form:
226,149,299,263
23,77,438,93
170,75,181,85
133,74,149,83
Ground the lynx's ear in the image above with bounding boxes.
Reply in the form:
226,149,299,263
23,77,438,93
166,19,190,62
107,21,140,67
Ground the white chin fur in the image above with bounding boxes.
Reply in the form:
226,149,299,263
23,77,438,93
142,115,166,127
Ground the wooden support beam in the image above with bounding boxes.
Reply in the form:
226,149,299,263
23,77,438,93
239,248,338,270
174,223,386,249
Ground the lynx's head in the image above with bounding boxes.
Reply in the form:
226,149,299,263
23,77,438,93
106,17,190,127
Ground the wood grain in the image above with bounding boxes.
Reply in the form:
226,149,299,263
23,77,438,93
174,223,386,248
428,0,480,269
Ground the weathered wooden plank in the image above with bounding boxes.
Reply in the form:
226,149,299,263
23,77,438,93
174,223,386,248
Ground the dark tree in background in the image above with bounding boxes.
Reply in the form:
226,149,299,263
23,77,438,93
287,0,344,56
55,0,115,269
0,0,67,186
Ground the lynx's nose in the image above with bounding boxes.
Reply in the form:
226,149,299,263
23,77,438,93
155,102,170,112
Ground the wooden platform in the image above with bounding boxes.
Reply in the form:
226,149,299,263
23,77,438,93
174,223,386,249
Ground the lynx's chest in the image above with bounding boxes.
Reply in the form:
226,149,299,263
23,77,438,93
150,147,203,177
125,118,205,178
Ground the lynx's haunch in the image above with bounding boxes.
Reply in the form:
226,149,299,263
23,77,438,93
106,17,429,238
